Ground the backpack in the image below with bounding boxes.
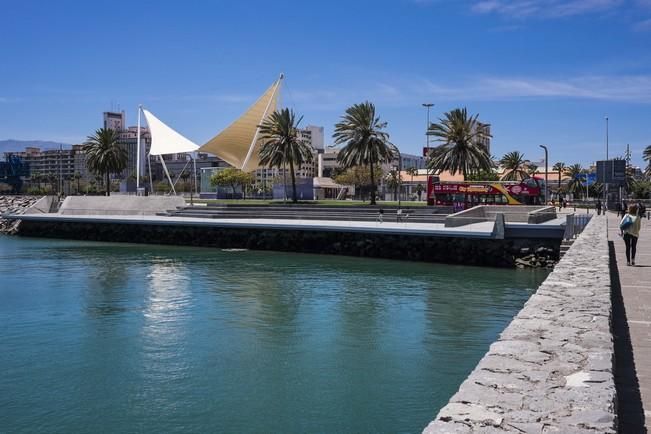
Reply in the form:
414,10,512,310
620,215,633,231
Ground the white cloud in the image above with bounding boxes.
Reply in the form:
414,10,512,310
0,96,23,103
633,17,651,30
471,0,623,18
291,74,651,110
421,75,651,102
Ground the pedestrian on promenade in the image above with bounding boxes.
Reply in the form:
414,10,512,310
596,199,602,216
637,200,647,219
377,208,384,223
620,204,642,266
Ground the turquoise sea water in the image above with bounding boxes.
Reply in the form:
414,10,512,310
0,236,547,433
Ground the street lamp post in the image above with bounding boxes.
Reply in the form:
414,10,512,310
605,116,609,207
539,145,548,205
605,116,609,160
423,103,434,176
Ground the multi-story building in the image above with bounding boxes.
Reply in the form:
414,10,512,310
118,126,152,180
103,111,125,131
390,153,426,171
298,125,324,151
476,122,491,154
6,147,76,180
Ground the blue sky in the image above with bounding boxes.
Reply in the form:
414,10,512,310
1,0,650,167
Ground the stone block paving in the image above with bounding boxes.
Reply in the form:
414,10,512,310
608,212,651,432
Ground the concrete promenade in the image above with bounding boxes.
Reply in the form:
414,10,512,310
608,212,651,431
8,213,498,238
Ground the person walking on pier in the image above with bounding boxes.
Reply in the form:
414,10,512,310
620,204,642,266
376,208,384,224
596,199,602,216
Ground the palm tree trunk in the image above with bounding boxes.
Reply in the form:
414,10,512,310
289,159,297,203
369,161,376,205
558,170,561,191
106,172,110,196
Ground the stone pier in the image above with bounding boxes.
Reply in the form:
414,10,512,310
423,215,616,433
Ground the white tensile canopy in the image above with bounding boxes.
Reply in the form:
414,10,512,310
142,109,199,156
138,108,200,195
199,75,282,172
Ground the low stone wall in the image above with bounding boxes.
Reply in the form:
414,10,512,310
446,205,557,228
17,219,561,268
58,196,186,216
423,216,615,433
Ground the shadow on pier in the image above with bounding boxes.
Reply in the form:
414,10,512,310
610,241,647,434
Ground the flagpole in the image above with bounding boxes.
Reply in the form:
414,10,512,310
136,104,142,191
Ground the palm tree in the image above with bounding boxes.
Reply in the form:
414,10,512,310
84,128,128,196
426,108,493,178
552,162,566,191
564,164,583,198
333,101,395,205
644,145,651,178
406,166,418,183
527,164,538,176
499,151,529,181
73,172,82,195
386,169,400,201
259,108,314,203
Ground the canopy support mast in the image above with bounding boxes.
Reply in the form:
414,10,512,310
159,155,176,195
136,104,142,190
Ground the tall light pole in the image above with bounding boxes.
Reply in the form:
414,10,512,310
605,116,609,207
423,103,434,150
605,116,609,160
539,144,548,205
423,103,434,176
395,146,402,210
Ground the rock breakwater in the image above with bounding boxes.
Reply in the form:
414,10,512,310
0,196,39,234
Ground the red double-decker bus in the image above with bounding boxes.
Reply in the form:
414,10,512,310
427,177,542,210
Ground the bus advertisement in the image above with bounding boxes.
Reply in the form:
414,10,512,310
427,177,542,210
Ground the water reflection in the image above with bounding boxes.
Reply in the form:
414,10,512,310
0,237,548,434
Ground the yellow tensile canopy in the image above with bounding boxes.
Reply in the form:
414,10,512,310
199,76,282,172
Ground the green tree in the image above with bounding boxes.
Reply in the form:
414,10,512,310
564,164,584,198
499,151,529,181
465,169,499,181
180,170,191,192
334,165,383,201
589,181,603,198
552,161,566,192
426,107,493,178
210,167,254,198
527,164,538,176
333,101,395,205
258,108,314,203
83,128,127,196
630,180,651,199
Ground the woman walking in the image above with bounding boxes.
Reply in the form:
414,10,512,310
620,204,642,266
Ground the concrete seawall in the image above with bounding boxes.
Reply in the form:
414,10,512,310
15,218,561,268
423,216,615,433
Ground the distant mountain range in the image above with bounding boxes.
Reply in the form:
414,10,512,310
0,140,72,153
